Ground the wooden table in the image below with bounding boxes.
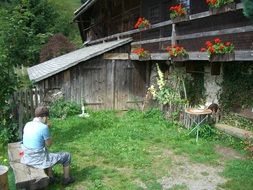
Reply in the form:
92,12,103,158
184,108,212,142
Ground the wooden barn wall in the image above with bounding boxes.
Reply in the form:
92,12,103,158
37,45,150,110
177,9,253,51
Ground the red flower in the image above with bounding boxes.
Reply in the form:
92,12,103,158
200,48,206,52
169,4,187,19
225,42,231,46
134,17,150,29
214,38,221,44
166,45,188,57
200,38,234,55
205,41,213,47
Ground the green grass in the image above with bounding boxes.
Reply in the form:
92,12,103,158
3,109,253,189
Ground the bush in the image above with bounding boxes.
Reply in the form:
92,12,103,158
49,98,81,119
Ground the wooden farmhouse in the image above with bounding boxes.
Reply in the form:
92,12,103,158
27,0,253,110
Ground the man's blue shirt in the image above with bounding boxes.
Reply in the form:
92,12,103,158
22,118,50,149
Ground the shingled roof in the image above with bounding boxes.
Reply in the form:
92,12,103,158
27,38,132,82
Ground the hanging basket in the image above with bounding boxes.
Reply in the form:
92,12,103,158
171,54,189,62
209,2,236,15
209,53,235,62
171,15,189,24
211,62,221,75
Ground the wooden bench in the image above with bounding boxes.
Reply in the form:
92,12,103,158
8,142,49,190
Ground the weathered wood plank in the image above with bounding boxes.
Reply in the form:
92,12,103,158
131,37,171,45
130,51,253,61
103,53,129,60
176,25,253,40
215,123,253,141
8,142,49,190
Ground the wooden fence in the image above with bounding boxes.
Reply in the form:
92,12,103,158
11,89,45,139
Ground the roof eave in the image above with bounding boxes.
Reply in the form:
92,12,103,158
74,0,97,21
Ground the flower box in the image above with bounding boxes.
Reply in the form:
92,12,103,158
171,54,189,62
209,53,235,62
139,54,151,61
171,15,189,24
209,2,236,15
211,62,221,75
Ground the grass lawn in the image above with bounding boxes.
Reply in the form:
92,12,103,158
4,109,253,189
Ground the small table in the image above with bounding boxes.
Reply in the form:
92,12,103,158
185,108,212,142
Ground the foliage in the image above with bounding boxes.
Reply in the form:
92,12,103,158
200,38,234,55
49,98,81,119
184,71,206,107
134,17,151,29
166,45,188,57
1,0,59,67
0,7,19,145
0,104,19,145
148,64,188,106
206,0,234,8
243,0,253,20
131,48,149,57
40,33,76,62
169,4,187,19
219,62,253,111
221,113,253,132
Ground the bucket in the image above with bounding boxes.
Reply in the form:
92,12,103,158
0,165,9,190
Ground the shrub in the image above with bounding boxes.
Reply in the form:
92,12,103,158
49,98,81,119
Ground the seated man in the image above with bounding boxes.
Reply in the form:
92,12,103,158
20,106,75,185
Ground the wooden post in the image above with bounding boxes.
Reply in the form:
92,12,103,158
0,165,9,190
18,104,24,140
171,24,177,46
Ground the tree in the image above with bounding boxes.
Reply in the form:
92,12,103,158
40,33,76,62
243,0,253,20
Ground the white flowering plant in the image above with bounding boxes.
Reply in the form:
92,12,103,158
148,64,188,106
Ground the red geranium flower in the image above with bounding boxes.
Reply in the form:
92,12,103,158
200,38,234,55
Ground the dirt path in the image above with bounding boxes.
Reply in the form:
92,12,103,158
157,146,244,190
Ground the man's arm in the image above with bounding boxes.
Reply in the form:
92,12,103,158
45,138,52,147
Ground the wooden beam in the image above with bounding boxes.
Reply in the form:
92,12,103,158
103,53,129,60
176,25,253,40
215,123,253,141
131,37,171,45
129,51,253,61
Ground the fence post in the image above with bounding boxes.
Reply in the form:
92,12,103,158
18,104,24,140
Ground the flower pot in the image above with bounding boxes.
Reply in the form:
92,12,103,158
0,165,9,190
209,2,236,15
171,15,189,24
139,54,151,61
171,54,189,62
211,62,221,75
209,53,235,62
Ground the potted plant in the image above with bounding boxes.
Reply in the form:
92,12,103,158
166,45,189,62
206,0,236,15
201,38,235,62
169,4,189,23
134,17,151,30
131,47,150,60
200,38,235,75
